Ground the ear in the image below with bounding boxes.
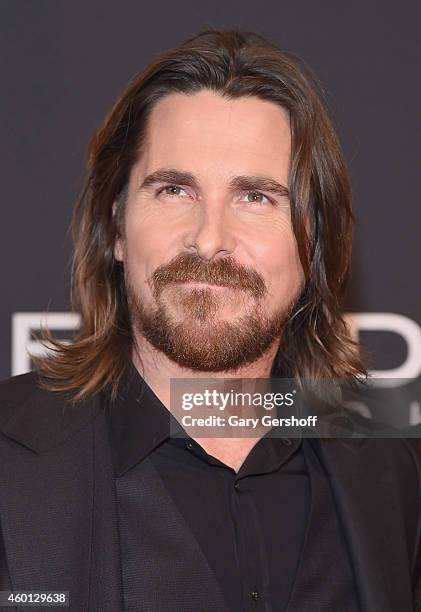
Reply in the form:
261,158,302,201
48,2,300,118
112,201,124,262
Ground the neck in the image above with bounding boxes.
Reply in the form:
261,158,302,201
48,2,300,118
131,333,281,411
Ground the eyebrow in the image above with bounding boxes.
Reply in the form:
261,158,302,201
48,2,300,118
138,168,290,198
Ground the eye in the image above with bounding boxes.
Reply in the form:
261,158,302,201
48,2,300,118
240,191,274,206
156,184,191,199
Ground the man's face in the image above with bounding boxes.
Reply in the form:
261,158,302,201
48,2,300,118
114,89,305,371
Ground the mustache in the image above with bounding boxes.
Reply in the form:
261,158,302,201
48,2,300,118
149,252,267,299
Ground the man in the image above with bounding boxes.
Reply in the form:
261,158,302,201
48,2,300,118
0,28,420,612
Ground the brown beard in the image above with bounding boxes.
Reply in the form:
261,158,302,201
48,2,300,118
125,252,298,372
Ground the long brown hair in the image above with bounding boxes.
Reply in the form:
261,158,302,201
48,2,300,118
33,28,367,403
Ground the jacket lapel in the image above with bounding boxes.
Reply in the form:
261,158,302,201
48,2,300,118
313,435,415,611
88,409,124,611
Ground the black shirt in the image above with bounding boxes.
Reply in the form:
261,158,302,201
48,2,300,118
106,363,310,611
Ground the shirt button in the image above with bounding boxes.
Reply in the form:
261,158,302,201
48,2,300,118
251,590,259,601
185,441,194,451
234,481,241,492
282,438,292,446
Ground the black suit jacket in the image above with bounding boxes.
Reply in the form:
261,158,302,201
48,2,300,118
0,371,420,612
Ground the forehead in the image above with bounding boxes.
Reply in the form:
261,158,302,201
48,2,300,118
136,89,291,182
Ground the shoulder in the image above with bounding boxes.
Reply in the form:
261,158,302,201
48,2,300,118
0,370,41,397
0,371,96,454
0,371,43,426
317,409,421,488
349,410,421,462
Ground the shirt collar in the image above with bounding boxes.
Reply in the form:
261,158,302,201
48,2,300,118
106,361,305,478
106,361,185,477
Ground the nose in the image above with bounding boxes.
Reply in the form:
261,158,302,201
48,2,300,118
183,201,237,261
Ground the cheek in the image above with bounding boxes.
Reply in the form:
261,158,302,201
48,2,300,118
125,202,175,258
123,213,180,300
122,219,159,286
263,232,304,299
